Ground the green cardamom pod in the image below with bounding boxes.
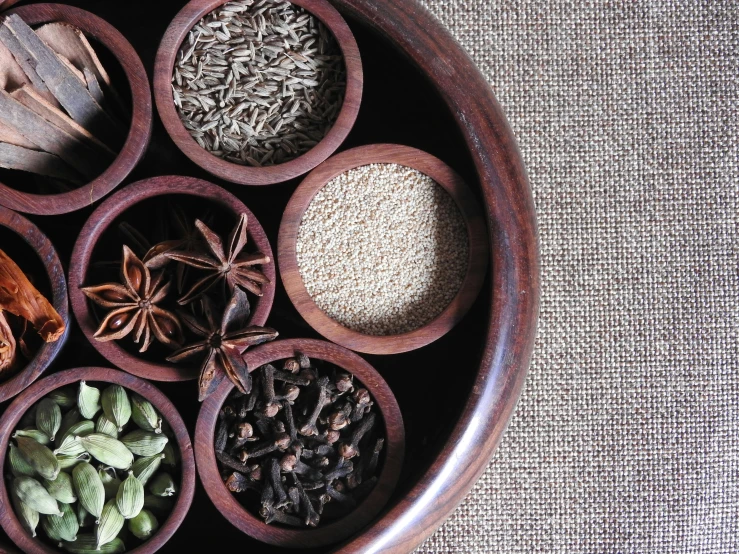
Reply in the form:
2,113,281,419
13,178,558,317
58,408,82,444
13,476,62,515
13,428,50,445
120,430,168,457
57,452,91,471
78,382,101,420
131,453,164,487
142,494,172,516
55,420,94,457
127,509,158,540
95,414,119,439
130,394,162,434
9,442,36,477
116,471,144,520
77,503,94,528
78,433,133,470
42,502,79,542
15,435,60,481
161,442,177,467
101,385,131,431
62,534,125,554
36,398,62,441
72,462,105,519
43,471,77,504
98,466,121,501
47,386,77,409
148,472,176,497
10,488,39,537
95,499,125,550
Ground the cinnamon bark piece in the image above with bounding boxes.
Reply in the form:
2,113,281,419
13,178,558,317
0,88,108,179
0,119,38,150
11,85,115,156
0,15,123,148
0,142,81,182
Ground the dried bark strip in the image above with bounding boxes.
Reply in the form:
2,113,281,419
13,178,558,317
0,14,123,148
0,142,80,182
0,88,108,178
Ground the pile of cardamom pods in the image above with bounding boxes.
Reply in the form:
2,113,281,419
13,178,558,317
6,381,180,553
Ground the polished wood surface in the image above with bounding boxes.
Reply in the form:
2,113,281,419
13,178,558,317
68,175,276,382
0,205,69,403
195,338,404,548
0,366,196,554
0,3,151,215
278,144,489,355
153,0,363,186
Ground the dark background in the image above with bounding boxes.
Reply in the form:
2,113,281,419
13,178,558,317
0,1,490,551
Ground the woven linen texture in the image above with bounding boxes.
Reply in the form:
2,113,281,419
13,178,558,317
415,1,739,552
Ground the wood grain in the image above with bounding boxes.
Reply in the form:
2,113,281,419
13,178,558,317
278,143,489,355
0,366,196,554
68,175,277,382
194,338,404,548
324,0,541,552
153,0,363,186
0,205,69,403
0,3,151,215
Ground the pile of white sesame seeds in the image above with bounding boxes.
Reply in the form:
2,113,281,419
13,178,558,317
296,163,469,336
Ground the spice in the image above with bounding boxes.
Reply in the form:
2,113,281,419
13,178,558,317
214,353,384,528
0,15,125,182
83,207,276,398
0,248,65,374
5,381,181,552
296,163,469,335
172,0,346,167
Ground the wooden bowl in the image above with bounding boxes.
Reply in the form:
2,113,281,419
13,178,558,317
0,205,69,403
194,338,404,548
0,366,196,554
153,0,362,186
278,144,489,355
68,175,276,381
0,4,152,216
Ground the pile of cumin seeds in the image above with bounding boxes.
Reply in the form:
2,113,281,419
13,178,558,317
172,0,346,167
296,163,470,336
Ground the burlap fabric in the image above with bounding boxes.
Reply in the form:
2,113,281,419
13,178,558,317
415,1,738,552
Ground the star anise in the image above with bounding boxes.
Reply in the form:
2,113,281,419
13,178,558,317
165,214,271,305
82,246,184,353
166,288,278,401
143,205,209,293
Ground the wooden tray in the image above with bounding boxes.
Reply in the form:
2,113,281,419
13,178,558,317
0,0,539,552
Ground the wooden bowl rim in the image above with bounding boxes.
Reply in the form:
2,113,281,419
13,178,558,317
0,3,152,216
277,143,489,355
68,175,276,382
0,206,69,403
0,366,197,554
194,338,405,548
153,0,363,186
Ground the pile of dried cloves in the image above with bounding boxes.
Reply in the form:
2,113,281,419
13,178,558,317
215,353,385,527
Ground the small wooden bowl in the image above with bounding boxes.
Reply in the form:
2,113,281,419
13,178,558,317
68,175,276,381
194,338,404,548
0,4,152,216
153,0,362,186
0,366,196,554
0,205,69,403
278,144,489,355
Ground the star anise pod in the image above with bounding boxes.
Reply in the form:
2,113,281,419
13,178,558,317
82,246,184,353
165,213,271,305
166,288,278,401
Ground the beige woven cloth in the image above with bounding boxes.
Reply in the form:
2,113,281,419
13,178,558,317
414,1,739,552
